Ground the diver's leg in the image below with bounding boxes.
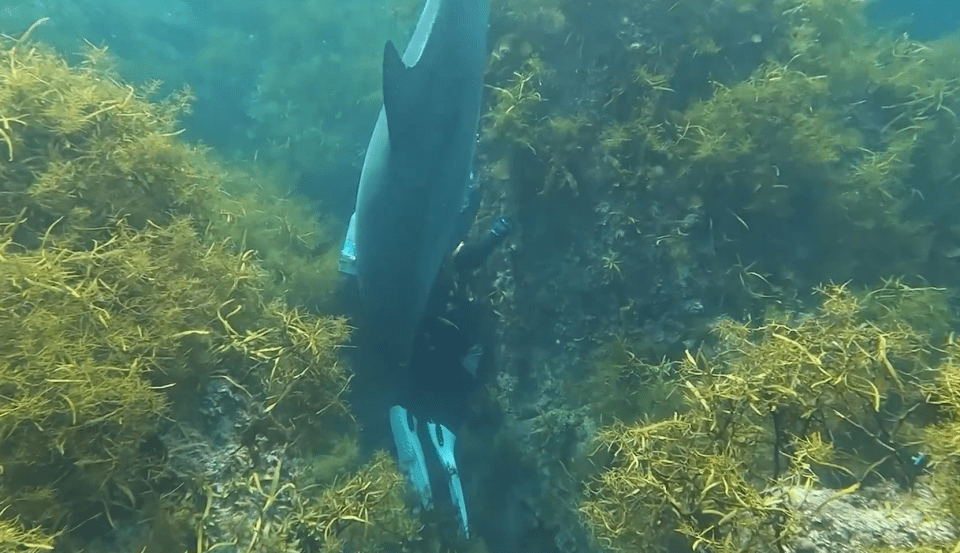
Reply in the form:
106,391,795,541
427,421,469,539
389,405,433,511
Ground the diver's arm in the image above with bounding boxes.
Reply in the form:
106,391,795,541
453,216,511,273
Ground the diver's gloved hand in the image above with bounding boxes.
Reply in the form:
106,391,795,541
491,216,511,238
454,216,512,273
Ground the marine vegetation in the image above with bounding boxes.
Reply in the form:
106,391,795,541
580,281,955,552
0,27,419,552
478,0,960,327
0,22,342,309
482,47,594,196
638,0,960,294
183,451,419,553
0,514,56,553
568,333,680,424
922,336,960,527
494,0,566,35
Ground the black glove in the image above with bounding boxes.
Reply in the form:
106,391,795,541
491,216,511,238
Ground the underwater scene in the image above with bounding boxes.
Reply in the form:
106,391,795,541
2,0,960,552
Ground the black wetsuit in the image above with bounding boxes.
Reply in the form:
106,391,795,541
402,222,509,430
404,316,474,430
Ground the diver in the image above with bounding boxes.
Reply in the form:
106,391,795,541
340,214,511,539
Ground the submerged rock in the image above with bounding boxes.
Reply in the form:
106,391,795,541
785,481,958,553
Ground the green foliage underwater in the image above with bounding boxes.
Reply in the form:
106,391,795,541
4,0,960,553
479,0,960,552
0,24,421,553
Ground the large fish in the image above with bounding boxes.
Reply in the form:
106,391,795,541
351,0,489,364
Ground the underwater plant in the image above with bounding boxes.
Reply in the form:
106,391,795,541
0,28,417,553
185,451,419,553
0,514,55,553
661,0,960,292
481,48,598,195
294,451,420,551
581,281,951,552
494,0,566,34
922,336,960,527
480,0,960,319
0,23,343,307
483,52,549,150
568,333,680,424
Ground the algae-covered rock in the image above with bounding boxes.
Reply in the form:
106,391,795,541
0,28,418,553
784,481,956,553
580,282,958,553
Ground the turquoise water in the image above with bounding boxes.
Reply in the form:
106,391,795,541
869,0,960,39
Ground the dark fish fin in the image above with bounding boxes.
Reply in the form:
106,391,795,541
382,40,420,147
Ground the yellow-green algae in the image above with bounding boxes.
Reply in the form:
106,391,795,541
580,281,958,552
474,0,960,550
568,333,681,424
480,0,960,306
0,512,55,552
644,0,960,285
473,0,960,550
0,29,418,553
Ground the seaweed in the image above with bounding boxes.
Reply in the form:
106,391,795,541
0,30,415,552
481,0,960,318
568,333,680,424
0,514,55,553
191,453,419,553
581,281,947,552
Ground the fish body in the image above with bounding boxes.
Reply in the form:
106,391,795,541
353,0,489,364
